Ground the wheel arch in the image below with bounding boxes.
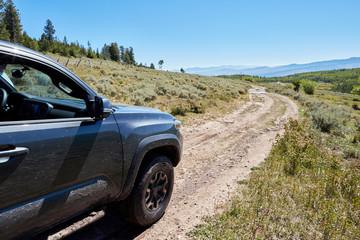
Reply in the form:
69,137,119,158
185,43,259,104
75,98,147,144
118,134,182,200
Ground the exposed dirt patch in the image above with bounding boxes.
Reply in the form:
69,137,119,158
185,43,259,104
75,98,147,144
35,90,298,240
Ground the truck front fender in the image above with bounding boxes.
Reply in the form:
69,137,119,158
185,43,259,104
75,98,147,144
118,133,182,200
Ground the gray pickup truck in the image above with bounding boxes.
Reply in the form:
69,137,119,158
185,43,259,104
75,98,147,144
0,41,183,239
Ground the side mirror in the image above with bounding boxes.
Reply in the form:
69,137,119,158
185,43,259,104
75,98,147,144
12,69,26,78
92,96,112,120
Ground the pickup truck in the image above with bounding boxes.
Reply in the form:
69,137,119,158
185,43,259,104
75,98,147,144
0,41,183,239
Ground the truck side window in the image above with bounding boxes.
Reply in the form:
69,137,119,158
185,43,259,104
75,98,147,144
0,64,87,121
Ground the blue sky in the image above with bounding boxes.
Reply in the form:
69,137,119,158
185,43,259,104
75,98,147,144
13,0,360,70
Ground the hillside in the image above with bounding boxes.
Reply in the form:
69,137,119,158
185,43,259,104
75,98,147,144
47,53,251,122
266,68,360,93
222,67,360,94
265,67,360,83
184,57,360,77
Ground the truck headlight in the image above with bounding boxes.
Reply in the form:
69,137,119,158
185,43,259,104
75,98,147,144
174,120,181,130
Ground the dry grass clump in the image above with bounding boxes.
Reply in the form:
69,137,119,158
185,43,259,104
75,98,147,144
47,54,250,116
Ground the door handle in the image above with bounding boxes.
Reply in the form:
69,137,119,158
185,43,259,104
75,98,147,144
0,147,29,163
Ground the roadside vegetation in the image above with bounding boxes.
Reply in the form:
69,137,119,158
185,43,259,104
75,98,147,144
190,81,360,239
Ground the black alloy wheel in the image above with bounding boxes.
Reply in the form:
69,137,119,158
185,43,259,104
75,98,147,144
126,155,174,226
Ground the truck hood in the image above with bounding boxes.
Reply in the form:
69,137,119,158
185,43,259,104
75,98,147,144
112,104,162,114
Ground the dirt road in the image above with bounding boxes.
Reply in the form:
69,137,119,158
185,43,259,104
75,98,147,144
38,90,298,240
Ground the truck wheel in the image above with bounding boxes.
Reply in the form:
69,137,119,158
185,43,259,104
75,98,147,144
127,156,174,226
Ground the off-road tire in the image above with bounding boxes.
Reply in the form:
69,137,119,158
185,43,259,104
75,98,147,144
127,155,174,226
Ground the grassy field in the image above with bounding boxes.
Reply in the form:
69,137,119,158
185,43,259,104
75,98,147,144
47,54,251,124
190,83,360,239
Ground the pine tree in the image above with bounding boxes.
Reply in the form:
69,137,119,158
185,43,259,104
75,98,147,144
79,45,87,56
4,0,22,43
22,31,31,48
128,47,135,64
63,36,68,46
0,0,9,41
102,44,110,60
51,40,62,54
38,33,50,52
119,45,124,62
180,68,185,73
96,48,100,58
158,60,164,70
61,45,70,57
121,47,136,65
69,42,79,57
123,51,131,64
86,41,94,58
43,19,55,42
150,63,155,69
108,42,120,62
22,31,38,51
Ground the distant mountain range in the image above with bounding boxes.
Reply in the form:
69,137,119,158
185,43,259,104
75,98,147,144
183,57,360,77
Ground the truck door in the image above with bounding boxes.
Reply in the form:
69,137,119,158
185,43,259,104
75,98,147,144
0,63,123,239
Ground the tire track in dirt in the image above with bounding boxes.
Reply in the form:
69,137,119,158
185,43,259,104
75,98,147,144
35,90,298,240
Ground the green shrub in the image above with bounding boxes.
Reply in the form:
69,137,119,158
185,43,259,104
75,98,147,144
302,80,317,95
189,101,205,114
353,104,360,110
345,146,360,158
244,77,253,82
132,95,144,106
292,79,301,92
131,88,157,103
94,77,116,96
274,120,326,175
238,87,246,94
352,132,360,143
309,109,337,132
155,84,167,95
178,90,189,99
194,82,207,91
355,117,360,131
170,105,187,116
167,85,179,96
